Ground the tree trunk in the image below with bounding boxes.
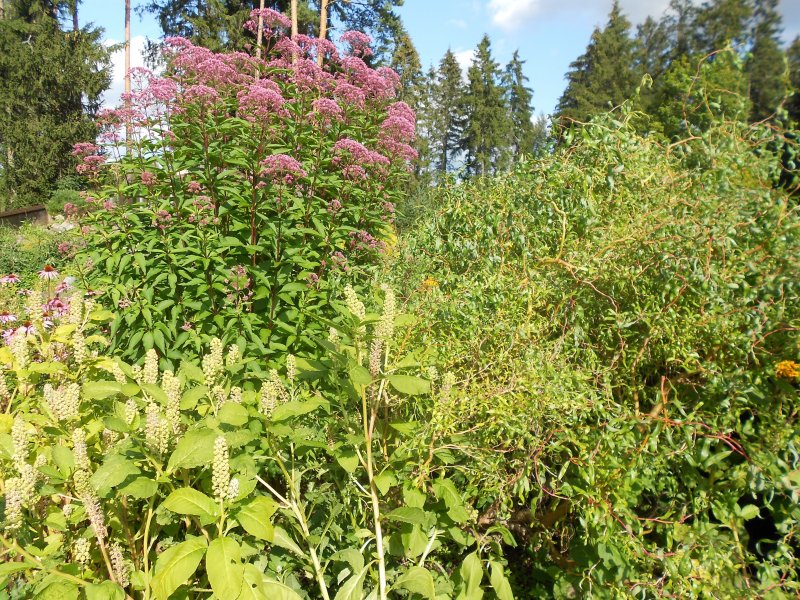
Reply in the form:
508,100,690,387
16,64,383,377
72,0,78,31
291,0,298,38
317,0,329,67
255,0,265,59
125,0,131,143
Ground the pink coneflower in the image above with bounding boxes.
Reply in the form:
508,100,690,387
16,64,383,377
0,312,16,324
38,265,59,280
16,321,35,335
0,274,20,284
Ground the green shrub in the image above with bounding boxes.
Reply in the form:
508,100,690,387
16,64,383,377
388,106,800,596
0,223,70,286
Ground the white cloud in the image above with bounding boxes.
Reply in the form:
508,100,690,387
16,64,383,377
488,0,541,31
104,35,148,108
454,49,475,74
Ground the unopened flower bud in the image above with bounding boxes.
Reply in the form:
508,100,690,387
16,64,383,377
143,349,159,385
212,436,230,503
73,537,91,566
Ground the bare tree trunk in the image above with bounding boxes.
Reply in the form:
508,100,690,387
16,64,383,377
255,0,265,59
317,0,329,67
125,0,131,143
72,0,78,31
291,0,298,38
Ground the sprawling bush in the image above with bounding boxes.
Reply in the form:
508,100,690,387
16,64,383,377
74,19,415,368
389,107,800,597
0,285,521,599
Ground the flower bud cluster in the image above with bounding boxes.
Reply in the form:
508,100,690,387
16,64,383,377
143,349,159,385
229,386,242,404
212,436,231,502
72,331,87,365
72,428,90,471
145,403,170,455
110,361,128,384
162,370,182,433
11,331,29,370
68,294,84,325
203,338,224,384
110,543,130,587
286,354,296,384
11,417,29,467
73,537,92,566
45,382,81,421
74,469,106,541
124,398,138,424
0,369,8,401
226,344,240,366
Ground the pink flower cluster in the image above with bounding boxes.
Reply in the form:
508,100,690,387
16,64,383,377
260,154,307,184
237,81,287,121
333,139,390,167
243,8,291,35
340,31,373,58
310,98,344,126
349,229,385,253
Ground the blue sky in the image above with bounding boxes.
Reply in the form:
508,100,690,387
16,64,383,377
81,0,800,115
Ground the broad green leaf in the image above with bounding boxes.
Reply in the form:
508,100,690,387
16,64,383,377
32,576,79,600
335,449,359,474
333,565,368,600
119,476,158,499
489,562,514,600
85,581,125,600
235,496,279,541
51,445,74,475
393,566,436,599
272,527,305,557
151,536,208,600
180,361,206,383
271,396,329,423
181,386,208,410
387,375,430,396
387,507,428,526
163,488,219,519
348,365,372,387
90,455,140,492
740,505,760,521
238,564,268,600
261,578,304,600
456,553,484,600
82,380,123,400
433,478,472,524
167,428,216,472
206,537,244,600
0,561,36,586
218,402,249,426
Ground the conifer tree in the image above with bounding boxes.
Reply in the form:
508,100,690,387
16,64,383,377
555,1,636,125
389,23,423,109
0,0,111,208
746,0,786,121
503,50,535,161
693,0,753,53
788,36,800,124
431,49,464,174
460,34,508,176
633,16,673,113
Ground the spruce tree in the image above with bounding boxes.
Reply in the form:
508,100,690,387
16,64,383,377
556,1,637,125
0,0,111,208
693,0,753,53
633,16,673,113
503,50,535,161
389,24,423,109
746,0,786,122
431,49,464,174
460,35,508,176
788,37,800,124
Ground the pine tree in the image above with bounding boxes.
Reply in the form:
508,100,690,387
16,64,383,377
503,50,535,161
0,0,111,208
460,35,508,176
556,1,637,125
788,37,800,124
431,49,464,174
746,0,786,121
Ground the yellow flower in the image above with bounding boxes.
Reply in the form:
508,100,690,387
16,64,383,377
776,360,800,381
422,277,438,289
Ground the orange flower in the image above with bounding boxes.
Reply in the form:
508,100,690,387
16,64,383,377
776,360,800,381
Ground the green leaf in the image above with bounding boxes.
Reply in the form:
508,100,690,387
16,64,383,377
167,428,216,472
90,455,140,492
32,576,79,600
271,395,329,423
433,478,472,524
335,449,360,474
387,507,428,526
119,476,158,499
235,496,279,541
348,365,372,387
180,386,208,410
238,564,268,600
51,445,74,475
218,402,249,426
387,375,430,396
393,566,436,599
333,565,368,600
456,553,484,600
163,488,219,519
489,562,514,600
272,527,305,557
85,581,126,600
151,536,208,600
0,561,36,586
82,380,123,400
206,537,244,600
180,361,206,383
261,578,304,600
740,505,760,521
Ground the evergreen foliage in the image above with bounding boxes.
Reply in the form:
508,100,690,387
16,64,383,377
430,49,465,174
746,0,786,121
0,0,111,210
503,50,536,161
